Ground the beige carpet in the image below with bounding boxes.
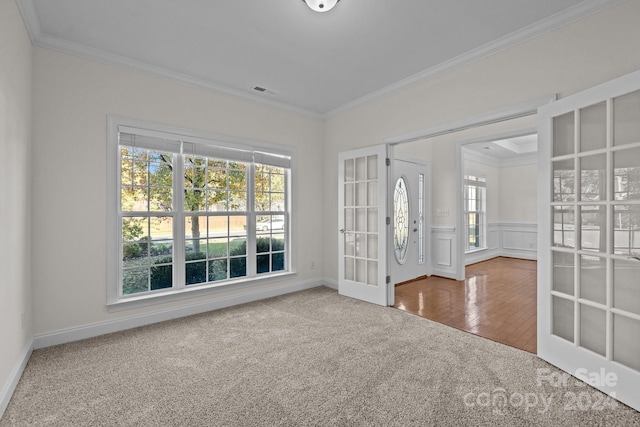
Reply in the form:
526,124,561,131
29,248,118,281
2,287,639,426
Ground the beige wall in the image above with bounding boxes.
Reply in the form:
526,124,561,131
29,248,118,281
324,0,640,281
31,48,324,335
0,0,33,407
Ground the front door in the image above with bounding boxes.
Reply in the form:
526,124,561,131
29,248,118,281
338,145,390,306
538,69,640,411
391,159,429,284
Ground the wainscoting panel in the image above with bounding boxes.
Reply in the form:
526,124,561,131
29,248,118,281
463,222,538,266
431,226,457,279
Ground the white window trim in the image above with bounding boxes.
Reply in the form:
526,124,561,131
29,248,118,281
463,174,487,253
107,116,296,309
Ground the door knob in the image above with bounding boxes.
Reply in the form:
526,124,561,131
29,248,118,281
339,228,345,233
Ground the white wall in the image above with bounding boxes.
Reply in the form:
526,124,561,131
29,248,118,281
500,164,537,223
324,0,640,281
30,48,325,340
0,0,33,413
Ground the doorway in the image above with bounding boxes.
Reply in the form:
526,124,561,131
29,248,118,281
390,158,429,285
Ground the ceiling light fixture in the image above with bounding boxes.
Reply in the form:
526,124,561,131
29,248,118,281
302,0,340,12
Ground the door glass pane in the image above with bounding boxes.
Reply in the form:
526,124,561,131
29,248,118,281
356,182,366,206
614,90,640,147
344,159,355,182
580,102,607,152
553,251,574,295
580,154,606,201
553,159,575,202
613,314,640,372
579,255,606,304
418,173,425,264
553,111,575,157
367,261,378,286
367,155,378,180
356,157,366,181
393,177,410,263
613,146,640,201
581,205,606,253
367,208,377,233
367,182,378,206
613,204,640,256
553,296,574,342
344,183,354,207
613,258,640,315
580,304,606,356
553,206,575,248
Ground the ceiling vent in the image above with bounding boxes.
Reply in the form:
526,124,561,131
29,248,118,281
252,86,278,96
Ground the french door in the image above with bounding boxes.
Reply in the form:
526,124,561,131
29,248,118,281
338,145,390,306
538,69,640,411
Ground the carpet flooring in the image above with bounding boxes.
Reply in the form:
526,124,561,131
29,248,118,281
2,287,639,426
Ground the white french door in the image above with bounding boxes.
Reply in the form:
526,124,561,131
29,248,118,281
338,145,390,306
538,69,640,411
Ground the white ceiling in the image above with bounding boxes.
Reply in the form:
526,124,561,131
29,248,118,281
17,0,620,117
465,133,538,166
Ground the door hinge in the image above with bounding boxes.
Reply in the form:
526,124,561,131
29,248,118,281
386,275,391,284
386,217,391,225
386,158,391,166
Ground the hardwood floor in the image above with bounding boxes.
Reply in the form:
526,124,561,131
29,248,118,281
393,257,537,353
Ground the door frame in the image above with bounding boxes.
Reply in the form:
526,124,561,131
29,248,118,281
455,127,538,280
385,95,555,281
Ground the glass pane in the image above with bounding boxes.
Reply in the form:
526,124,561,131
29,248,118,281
257,254,269,274
613,205,640,257
553,296,574,342
272,253,285,272
230,217,246,238
579,255,606,304
553,159,575,202
367,234,378,260
208,259,228,282
207,190,227,211
207,216,228,237
345,208,355,232
393,177,410,263
344,159,355,182
186,261,206,285
344,183,354,207
367,181,378,206
121,187,147,211
230,257,246,278
355,233,365,258
345,258,354,281
356,182,367,206
581,205,605,253
123,268,148,295
614,90,640,147
553,111,575,157
150,264,172,290
355,259,366,283
184,189,205,211
356,208,366,232
613,258,640,315
580,154,606,202
257,236,270,253
208,237,228,258
613,315,640,372
613,147,640,201
149,188,172,211
345,233,355,257
228,192,246,211
185,216,206,239
553,251,574,295
553,206,575,248
150,241,172,259
367,208,377,233
579,304,606,356
580,102,606,152
367,261,378,286
367,155,378,180
356,157,366,181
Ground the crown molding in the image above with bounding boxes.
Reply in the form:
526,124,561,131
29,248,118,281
16,0,624,120
324,0,626,119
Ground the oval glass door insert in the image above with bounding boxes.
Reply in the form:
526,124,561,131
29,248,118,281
394,176,409,263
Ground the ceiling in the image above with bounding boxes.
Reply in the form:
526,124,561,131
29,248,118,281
465,133,538,166
17,0,619,117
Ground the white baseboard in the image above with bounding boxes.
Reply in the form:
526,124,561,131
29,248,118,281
0,340,33,419
33,279,327,350
323,279,338,290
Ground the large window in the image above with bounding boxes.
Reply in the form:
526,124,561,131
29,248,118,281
108,118,292,304
464,174,486,252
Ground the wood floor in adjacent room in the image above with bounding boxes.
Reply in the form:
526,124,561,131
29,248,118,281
394,257,537,353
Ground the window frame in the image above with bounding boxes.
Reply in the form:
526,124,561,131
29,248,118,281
464,174,487,253
107,116,295,309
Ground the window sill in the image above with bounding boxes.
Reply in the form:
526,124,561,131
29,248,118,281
107,271,297,312
465,247,487,255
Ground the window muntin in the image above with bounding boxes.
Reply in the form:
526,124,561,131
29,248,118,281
112,121,292,303
464,174,487,252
